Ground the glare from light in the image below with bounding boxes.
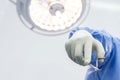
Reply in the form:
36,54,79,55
29,0,83,31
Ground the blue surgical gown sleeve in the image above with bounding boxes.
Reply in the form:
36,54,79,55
69,27,120,80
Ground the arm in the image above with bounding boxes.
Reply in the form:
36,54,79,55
65,27,117,80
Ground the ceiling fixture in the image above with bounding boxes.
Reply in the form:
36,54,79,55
10,0,90,36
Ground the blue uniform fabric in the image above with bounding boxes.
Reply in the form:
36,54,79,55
69,27,120,80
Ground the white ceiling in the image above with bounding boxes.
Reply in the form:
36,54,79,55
0,0,120,80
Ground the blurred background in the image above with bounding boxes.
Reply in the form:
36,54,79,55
0,0,120,80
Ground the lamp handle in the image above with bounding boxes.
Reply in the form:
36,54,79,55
9,0,16,5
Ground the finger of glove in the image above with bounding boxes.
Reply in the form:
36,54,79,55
84,39,92,65
93,39,105,63
70,41,77,61
65,40,73,59
74,42,84,65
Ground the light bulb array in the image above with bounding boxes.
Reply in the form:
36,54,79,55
29,0,83,31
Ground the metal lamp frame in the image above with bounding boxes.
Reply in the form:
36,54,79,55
9,0,90,36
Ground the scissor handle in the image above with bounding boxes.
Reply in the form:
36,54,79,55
89,59,100,71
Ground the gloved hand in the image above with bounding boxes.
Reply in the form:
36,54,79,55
65,30,105,66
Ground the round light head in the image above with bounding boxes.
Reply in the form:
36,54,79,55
16,0,90,35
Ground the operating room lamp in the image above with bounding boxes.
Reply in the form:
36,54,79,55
9,0,90,36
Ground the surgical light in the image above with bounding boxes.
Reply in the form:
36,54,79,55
11,0,90,35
